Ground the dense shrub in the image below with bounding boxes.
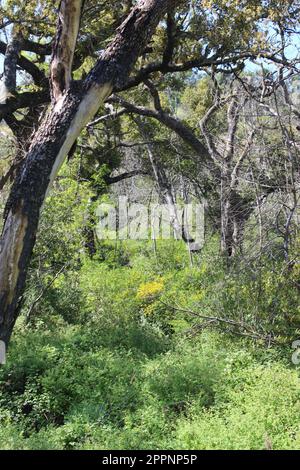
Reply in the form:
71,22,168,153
1,238,299,450
1,325,299,449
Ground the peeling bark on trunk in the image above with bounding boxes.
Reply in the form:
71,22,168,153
0,0,178,346
51,0,83,102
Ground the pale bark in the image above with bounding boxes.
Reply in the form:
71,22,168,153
50,0,83,102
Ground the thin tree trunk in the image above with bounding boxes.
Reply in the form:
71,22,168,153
220,186,250,258
136,117,186,241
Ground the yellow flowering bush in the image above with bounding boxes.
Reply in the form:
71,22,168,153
136,278,164,301
136,278,165,318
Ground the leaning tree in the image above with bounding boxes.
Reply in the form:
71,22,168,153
0,0,183,346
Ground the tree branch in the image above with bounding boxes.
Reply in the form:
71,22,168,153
109,94,210,161
0,32,22,104
0,39,48,87
106,170,148,184
50,0,83,102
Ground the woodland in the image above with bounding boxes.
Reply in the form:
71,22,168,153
0,0,300,450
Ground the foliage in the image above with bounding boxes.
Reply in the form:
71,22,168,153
1,323,299,450
0,0,300,452
1,235,300,450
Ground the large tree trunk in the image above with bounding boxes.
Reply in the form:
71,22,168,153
0,0,178,347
